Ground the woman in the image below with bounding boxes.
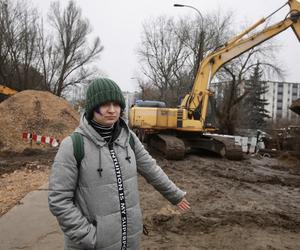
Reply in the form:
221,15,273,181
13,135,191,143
48,78,190,249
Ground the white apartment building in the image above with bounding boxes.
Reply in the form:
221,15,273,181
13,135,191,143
210,81,300,122
265,81,300,121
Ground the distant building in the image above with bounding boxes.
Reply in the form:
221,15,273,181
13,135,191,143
265,81,300,121
210,80,300,122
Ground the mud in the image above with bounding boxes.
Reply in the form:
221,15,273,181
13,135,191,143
139,153,300,250
0,149,300,249
0,148,56,175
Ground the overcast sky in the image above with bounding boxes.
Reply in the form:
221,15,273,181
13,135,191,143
32,0,300,92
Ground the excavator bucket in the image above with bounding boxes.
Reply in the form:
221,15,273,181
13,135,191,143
290,98,300,115
292,16,300,41
289,0,300,41
0,85,18,97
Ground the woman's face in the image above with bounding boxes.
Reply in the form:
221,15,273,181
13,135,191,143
93,102,121,126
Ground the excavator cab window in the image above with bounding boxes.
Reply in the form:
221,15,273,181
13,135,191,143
204,96,217,129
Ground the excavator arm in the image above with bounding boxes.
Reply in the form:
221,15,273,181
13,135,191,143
181,0,300,128
0,85,18,96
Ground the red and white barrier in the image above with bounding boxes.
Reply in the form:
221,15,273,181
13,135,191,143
22,132,60,147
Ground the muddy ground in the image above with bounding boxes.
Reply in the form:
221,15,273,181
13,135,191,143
0,148,300,250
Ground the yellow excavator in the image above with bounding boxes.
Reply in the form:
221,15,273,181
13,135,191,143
130,0,300,160
0,84,18,96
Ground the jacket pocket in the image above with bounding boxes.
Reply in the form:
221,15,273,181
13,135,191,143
127,205,143,236
95,213,122,249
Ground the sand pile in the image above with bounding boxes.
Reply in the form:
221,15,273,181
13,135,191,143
0,90,80,152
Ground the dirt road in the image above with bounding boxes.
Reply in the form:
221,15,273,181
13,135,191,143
139,151,300,249
1,149,300,249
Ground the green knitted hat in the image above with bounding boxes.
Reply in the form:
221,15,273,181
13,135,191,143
85,78,126,116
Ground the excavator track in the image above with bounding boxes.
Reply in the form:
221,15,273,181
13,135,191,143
147,133,243,160
148,134,186,160
206,135,244,161
177,133,243,160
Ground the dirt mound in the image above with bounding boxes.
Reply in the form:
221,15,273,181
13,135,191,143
0,90,79,152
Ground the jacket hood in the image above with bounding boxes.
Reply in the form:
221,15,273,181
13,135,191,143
75,113,131,148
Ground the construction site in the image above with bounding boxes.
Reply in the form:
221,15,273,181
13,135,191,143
0,86,300,249
1,0,300,249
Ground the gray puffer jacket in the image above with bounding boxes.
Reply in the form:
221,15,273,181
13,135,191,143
48,115,186,250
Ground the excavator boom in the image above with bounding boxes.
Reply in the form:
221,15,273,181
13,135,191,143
182,0,300,125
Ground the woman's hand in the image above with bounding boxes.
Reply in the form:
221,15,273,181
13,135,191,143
176,197,191,211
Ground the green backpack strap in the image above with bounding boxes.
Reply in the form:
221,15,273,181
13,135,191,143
71,131,133,168
129,131,135,152
70,132,84,168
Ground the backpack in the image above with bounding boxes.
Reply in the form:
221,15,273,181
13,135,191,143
70,132,135,168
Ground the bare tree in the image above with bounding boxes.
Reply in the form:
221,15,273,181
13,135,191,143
0,0,42,91
137,12,234,106
177,11,234,82
136,79,161,101
215,42,283,134
138,16,189,105
38,0,103,97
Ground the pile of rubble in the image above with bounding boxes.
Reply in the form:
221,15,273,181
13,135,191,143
0,90,80,152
